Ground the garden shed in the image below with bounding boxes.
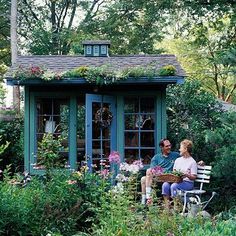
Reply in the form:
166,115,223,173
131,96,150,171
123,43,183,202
6,40,185,174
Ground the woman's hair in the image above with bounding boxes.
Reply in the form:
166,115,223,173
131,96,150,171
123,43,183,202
181,139,193,154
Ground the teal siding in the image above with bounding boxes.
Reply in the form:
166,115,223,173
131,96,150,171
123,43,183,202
116,95,124,162
69,96,77,171
156,89,167,153
24,87,30,172
29,91,36,173
24,88,168,173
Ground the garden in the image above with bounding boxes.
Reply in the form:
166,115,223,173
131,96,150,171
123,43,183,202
0,80,236,236
1,1,236,235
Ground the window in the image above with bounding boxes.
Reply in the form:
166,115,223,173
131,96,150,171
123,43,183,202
93,45,99,56
101,45,107,55
124,97,155,164
86,45,92,55
35,98,69,169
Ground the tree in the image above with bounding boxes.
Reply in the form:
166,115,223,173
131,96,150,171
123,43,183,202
11,0,21,110
166,80,222,162
18,0,89,55
205,111,236,210
0,0,11,69
159,14,236,102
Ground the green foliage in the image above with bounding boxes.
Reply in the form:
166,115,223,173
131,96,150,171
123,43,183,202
121,66,156,78
0,116,24,172
0,0,10,67
14,65,47,80
0,170,108,235
85,184,236,236
158,65,177,76
0,83,6,105
159,11,236,102
63,66,89,78
13,64,177,85
0,135,9,155
205,112,236,211
37,133,66,173
166,79,222,162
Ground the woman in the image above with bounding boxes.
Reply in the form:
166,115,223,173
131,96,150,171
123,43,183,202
162,139,197,207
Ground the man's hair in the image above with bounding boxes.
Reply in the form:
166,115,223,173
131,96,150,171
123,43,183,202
159,138,169,147
180,139,193,154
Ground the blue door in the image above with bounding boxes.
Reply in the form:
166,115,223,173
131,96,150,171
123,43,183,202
86,94,117,171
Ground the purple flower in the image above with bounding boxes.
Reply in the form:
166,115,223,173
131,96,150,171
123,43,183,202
109,151,121,164
151,166,164,176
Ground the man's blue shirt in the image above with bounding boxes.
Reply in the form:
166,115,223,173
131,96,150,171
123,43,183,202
150,151,180,172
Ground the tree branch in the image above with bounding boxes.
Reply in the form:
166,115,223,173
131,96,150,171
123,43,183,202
68,0,77,29
22,0,39,21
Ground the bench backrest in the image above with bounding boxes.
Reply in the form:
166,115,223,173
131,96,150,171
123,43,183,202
195,165,212,190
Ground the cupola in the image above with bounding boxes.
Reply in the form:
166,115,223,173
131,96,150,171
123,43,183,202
82,40,111,57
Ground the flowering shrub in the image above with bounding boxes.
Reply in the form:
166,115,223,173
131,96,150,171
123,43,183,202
116,160,143,183
108,151,121,164
99,168,110,179
14,65,45,80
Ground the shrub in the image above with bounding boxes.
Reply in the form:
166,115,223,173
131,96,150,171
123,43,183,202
0,115,24,173
166,80,222,163
205,111,236,211
159,65,176,76
0,169,108,235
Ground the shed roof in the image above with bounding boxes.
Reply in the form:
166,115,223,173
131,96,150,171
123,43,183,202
7,54,185,76
6,54,185,86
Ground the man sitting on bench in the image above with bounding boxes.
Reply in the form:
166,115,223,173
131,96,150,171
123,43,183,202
141,138,179,204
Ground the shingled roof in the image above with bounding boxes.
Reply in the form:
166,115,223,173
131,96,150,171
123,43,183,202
6,54,185,77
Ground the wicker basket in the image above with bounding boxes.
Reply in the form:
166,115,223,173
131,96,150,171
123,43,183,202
154,173,182,183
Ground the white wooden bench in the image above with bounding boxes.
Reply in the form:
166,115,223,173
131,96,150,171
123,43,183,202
181,165,212,213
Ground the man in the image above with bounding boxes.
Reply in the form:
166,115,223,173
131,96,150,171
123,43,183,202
141,138,179,204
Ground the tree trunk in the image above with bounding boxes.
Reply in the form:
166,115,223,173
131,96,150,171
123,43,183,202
11,0,20,111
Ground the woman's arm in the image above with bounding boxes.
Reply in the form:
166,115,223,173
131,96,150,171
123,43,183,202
183,173,197,180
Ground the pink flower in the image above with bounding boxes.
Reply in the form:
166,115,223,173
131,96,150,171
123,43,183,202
100,169,110,179
133,160,143,169
67,180,77,185
151,166,164,176
109,151,121,164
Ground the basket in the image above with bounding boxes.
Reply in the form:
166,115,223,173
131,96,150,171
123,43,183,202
154,173,182,183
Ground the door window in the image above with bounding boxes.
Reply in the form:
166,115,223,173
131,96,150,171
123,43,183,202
86,94,116,172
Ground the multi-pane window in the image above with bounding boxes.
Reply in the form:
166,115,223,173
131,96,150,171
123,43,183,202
93,45,99,56
124,97,155,164
101,45,107,55
86,45,92,55
91,101,112,171
35,98,69,169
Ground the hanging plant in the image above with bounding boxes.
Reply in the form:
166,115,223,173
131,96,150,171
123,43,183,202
95,107,113,129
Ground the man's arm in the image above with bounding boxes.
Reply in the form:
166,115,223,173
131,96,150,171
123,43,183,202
150,155,159,168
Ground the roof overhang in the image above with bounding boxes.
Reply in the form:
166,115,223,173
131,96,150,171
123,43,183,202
6,76,184,86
